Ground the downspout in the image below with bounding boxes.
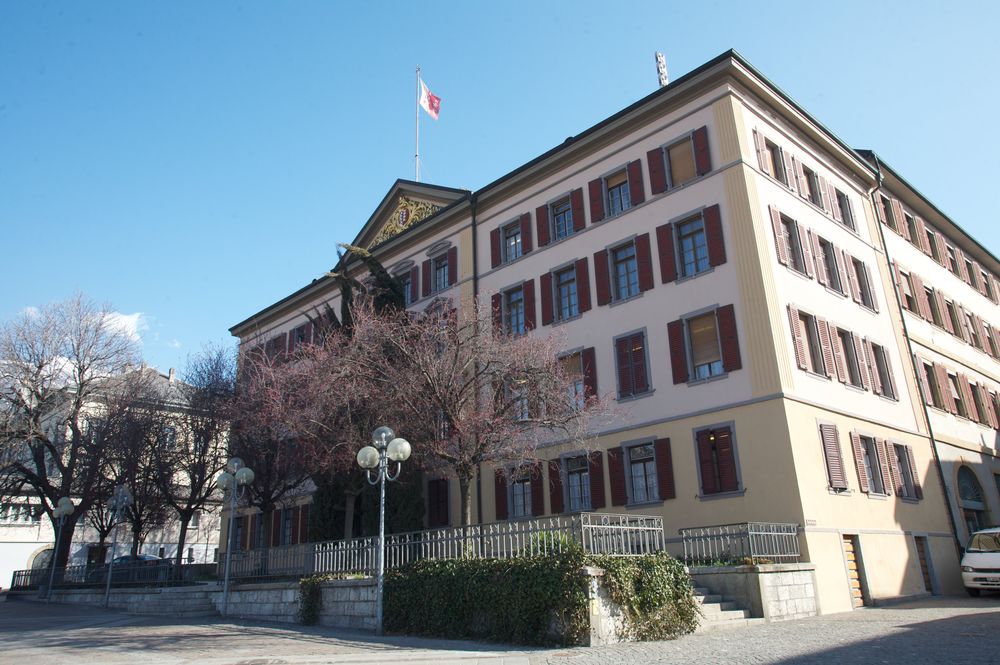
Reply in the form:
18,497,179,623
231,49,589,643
470,192,484,525
867,153,964,556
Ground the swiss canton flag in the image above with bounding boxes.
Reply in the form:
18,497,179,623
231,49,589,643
419,79,441,120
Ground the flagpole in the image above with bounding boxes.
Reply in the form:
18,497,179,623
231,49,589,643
415,65,420,182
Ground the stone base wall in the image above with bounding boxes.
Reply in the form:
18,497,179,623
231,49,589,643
217,579,377,631
690,563,818,621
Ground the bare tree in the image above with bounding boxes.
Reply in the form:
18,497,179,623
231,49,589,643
0,294,139,567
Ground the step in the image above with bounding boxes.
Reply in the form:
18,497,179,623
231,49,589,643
696,617,766,633
693,593,722,604
700,606,750,621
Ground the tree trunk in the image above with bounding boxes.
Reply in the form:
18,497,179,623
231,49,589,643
174,513,191,570
343,490,359,541
459,476,473,526
130,524,141,557
52,515,78,569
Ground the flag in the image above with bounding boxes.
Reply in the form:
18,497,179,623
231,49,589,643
419,79,441,120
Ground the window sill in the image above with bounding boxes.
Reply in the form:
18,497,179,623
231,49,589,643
674,266,715,285
863,491,889,501
626,499,665,508
859,303,878,314
827,487,852,496
608,292,644,308
876,393,899,403
897,496,920,504
687,372,729,387
844,382,867,394
824,285,846,298
551,312,583,327
617,389,656,404
698,488,745,501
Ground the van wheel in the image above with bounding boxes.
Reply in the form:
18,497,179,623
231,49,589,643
966,587,982,597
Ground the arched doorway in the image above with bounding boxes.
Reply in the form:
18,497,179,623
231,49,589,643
957,466,987,538
29,548,53,570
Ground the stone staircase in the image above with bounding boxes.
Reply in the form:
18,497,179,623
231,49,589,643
135,586,220,616
692,585,765,633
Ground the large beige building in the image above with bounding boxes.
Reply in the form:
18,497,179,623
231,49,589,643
230,50,999,614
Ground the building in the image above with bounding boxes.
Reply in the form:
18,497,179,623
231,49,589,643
229,50,1000,613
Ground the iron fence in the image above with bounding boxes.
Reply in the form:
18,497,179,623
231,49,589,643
10,561,217,591
680,522,800,566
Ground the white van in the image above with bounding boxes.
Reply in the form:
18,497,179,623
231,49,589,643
961,527,1000,596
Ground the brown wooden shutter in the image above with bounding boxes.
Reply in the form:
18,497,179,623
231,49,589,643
955,306,971,343
696,430,718,495
409,267,419,303
571,188,586,232
957,249,971,283
864,340,882,395
828,182,843,222
447,247,458,285
635,233,654,292
935,231,948,266
937,291,954,334
607,449,627,506
850,431,869,493
540,272,553,326
631,333,648,394
654,438,675,500
799,226,816,278
522,279,536,331
915,217,932,255
647,147,667,195
934,364,956,413
491,293,502,333
693,126,711,175
575,258,591,313
490,228,501,268
594,249,611,305
494,470,508,520
704,204,726,267
656,222,678,282
627,160,645,206
716,428,739,492
832,245,847,292
819,424,848,490
753,129,770,174
535,205,550,247
817,175,831,211
843,251,861,303
783,150,798,192
853,334,870,389
588,451,606,509
911,274,931,320
892,200,910,240
831,328,848,383
667,319,689,384
548,460,564,514
959,374,980,422
588,179,605,223
787,306,808,370
530,464,545,516
770,206,789,266
973,316,988,351
519,213,533,254
421,259,432,297
817,318,835,378
270,510,281,547
615,336,632,397
905,445,923,499
875,438,893,494
863,262,878,312
717,304,742,372
812,232,828,286
300,504,311,543
793,158,808,199
887,442,904,495
582,347,598,398
289,507,299,545
981,385,999,428
915,361,934,406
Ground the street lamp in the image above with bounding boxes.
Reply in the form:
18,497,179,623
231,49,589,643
217,457,254,617
45,496,74,602
104,484,133,608
357,425,411,636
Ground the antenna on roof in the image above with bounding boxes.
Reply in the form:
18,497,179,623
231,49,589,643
655,52,669,88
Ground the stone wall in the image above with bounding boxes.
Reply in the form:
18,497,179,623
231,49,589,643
690,563,818,621
218,579,377,631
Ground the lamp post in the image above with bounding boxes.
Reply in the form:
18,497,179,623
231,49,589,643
357,426,411,636
216,457,254,617
45,496,74,602
104,484,133,608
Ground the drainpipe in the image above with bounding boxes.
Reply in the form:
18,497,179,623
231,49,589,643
867,153,964,556
470,192,484,526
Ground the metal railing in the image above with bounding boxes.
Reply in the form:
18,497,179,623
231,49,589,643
10,561,218,591
680,522,800,566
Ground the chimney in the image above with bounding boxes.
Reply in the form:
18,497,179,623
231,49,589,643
168,368,176,383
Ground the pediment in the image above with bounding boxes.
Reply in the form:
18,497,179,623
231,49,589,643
353,180,468,251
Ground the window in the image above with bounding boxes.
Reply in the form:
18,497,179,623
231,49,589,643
433,254,449,293
688,312,723,380
610,242,639,301
555,266,579,320
399,272,414,306
946,300,963,337
835,189,855,230
922,361,944,409
0,503,40,524
551,197,574,241
966,313,983,349
427,478,449,528
190,511,200,528
971,383,988,425
870,343,896,399
946,245,959,273
982,270,994,299
605,170,631,216
159,426,177,450
860,435,885,495
802,164,823,207
628,444,658,503
798,311,825,375
781,216,806,273
965,259,977,287
893,444,916,498
560,353,586,411
853,259,876,310
566,456,591,511
985,323,1000,357
926,288,944,327
511,469,532,518
879,195,897,231
949,373,967,417
504,287,525,336
926,227,940,261
818,238,842,292
899,271,918,312
614,331,649,399
904,213,919,245
666,136,697,187
187,547,194,563
765,139,787,185
839,329,863,387
509,384,530,422
502,222,522,262
282,508,294,545
696,426,739,495
677,215,710,278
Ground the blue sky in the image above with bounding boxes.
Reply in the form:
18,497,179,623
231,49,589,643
2,1,998,373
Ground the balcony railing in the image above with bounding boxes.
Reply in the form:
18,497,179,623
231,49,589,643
680,522,801,566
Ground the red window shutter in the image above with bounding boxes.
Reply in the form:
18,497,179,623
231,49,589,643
523,279,535,330
850,431,870,493
933,290,950,332
575,258,591,313
491,293,502,333
875,438,894,495
715,428,738,492
812,233,827,287
887,441,904,494
703,204,726,267
530,463,545,516
615,336,632,397
494,470,508,520
957,249,971,283
819,424,848,490
490,228,501,268
770,206,789,266
270,510,281,547
817,175,831,211
981,384,999,428
696,430,718,495
594,249,611,306
960,374,980,422
828,181,843,221
717,304,742,372
817,318,835,378
540,272,553,326
447,247,458,285
409,267,419,303
571,188,586,232
627,160,645,206
863,340,882,396
911,274,931,320
892,200,910,240
831,328,847,383
843,251,861,303
753,129,769,174
693,125,711,176
905,445,923,499
799,227,816,279
653,438,675,500
915,217,932,255
421,259,432,297
635,233,654,292
782,150,797,193
656,222,678,283
588,451,606,509
290,507,300,545
588,179,605,223
647,147,667,195
934,363,956,413
935,231,948,266
548,460,564,514
973,316,988,351
535,205,550,247
300,504,310,543
582,347,598,398
793,158,808,199
631,333,648,393
667,319,688,384
787,306,808,370
520,213,533,254
607,449,627,506
915,361,934,406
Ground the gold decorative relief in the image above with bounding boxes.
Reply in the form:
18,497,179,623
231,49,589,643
368,196,442,248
